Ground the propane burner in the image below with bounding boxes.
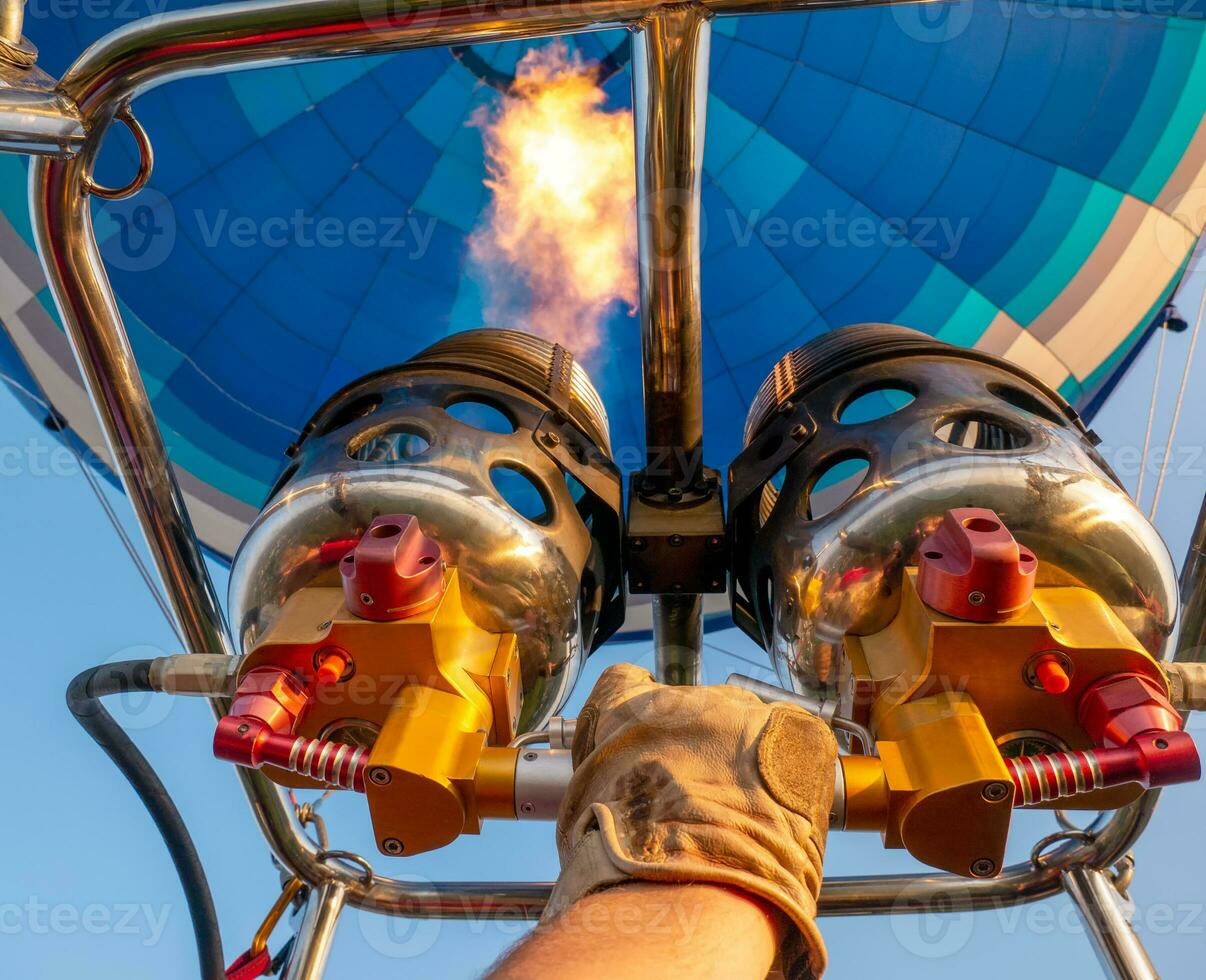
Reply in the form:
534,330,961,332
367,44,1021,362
229,329,624,736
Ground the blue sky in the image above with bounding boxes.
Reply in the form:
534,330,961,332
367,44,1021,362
2,263,1204,977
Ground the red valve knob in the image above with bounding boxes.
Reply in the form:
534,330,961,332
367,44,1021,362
313,648,350,688
1034,655,1071,695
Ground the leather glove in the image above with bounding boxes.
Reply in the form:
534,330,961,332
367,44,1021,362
546,663,836,979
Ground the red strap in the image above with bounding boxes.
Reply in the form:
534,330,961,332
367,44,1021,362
225,947,272,980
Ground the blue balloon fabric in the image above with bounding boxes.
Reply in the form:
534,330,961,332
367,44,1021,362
1,0,1205,561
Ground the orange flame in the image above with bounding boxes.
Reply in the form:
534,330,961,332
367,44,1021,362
470,43,636,358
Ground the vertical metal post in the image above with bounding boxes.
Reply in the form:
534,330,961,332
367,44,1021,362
286,880,348,980
1061,865,1158,980
1,0,23,45
653,593,703,684
632,3,711,684
1176,494,1206,661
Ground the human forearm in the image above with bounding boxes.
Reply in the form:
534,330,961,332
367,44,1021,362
486,882,785,980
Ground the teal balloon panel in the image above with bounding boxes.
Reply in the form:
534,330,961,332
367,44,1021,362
2,0,1205,564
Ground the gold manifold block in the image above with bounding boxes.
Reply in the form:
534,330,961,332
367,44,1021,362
239,566,523,856
835,568,1167,877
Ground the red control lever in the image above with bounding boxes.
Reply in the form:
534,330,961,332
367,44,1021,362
1005,730,1199,804
213,665,367,791
214,715,368,792
1006,670,1199,805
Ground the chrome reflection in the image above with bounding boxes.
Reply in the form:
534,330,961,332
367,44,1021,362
229,329,624,731
730,323,1178,701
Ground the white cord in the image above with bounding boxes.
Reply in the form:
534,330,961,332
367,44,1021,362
1149,280,1206,522
1136,314,1169,506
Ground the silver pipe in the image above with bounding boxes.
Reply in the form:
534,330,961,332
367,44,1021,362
633,2,709,488
1176,493,1206,663
288,879,348,980
653,594,704,685
56,0,936,117
1062,865,1159,980
633,4,711,685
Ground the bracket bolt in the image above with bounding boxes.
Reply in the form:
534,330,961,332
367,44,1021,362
668,534,684,547
982,782,1010,803
541,431,561,448
970,858,996,877
382,838,404,855
369,767,392,785
967,591,986,606
790,423,808,440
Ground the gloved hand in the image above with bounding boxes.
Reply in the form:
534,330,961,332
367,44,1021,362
546,663,837,979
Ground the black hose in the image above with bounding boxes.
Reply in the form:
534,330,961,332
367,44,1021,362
67,661,224,980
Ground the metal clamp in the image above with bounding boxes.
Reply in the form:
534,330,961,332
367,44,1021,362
83,104,153,200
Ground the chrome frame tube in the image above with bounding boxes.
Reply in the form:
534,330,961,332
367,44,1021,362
633,4,710,683
1,0,23,46
1062,866,1159,980
633,3,709,488
288,880,349,980
1177,493,1206,663
19,0,1192,955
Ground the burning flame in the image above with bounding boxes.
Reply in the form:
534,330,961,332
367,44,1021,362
470,43,636,357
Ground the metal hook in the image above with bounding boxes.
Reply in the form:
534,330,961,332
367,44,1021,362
84,103,153,200
316,849,374,887
1030,828,1096,869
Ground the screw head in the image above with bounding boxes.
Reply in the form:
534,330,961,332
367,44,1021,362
790,423,808,440
541,431,561,447
970,858,996,877
668,486,683,500
382,838,404,855
236,723,250,735
967,591,986,606
630,537,646,552
359,592,374,606
982,781,1010,802
519,802,536,815
369,767,392,785
523,752,538,762
668,534,684,547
